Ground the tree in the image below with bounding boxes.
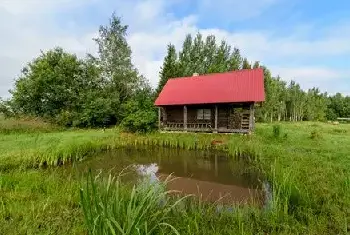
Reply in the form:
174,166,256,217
327,93,350,119
10,48,85,118
157,44,179,95
209,40,231,73
0,98,13,117
158,32,350,123
178,34,193,77
93,13,140,106
203,35,217,72
162,33,246,78
189,33,205,74
9,47,119,127
253,61,260,69
121,83,157,133
242,58,251,69
229,47,242,70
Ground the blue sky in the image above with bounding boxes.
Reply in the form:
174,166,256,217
0,0,349,97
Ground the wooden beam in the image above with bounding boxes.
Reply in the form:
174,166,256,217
163,107,167,124
158,107,161,130
214,105,218,133
249,103,255,131
183,105,187,131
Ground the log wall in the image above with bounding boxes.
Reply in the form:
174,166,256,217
160,103,254,133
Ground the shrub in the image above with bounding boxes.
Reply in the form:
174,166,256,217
120,87,157,133
272,125,281,138
332,128,347,134
121,109,157,133
310,130,322,140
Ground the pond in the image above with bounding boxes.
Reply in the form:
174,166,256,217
72,147,265,205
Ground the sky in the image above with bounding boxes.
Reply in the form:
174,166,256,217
0,0,349,98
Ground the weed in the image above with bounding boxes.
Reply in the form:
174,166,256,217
272,125,281,138
310,130,322,140
332,128,347,134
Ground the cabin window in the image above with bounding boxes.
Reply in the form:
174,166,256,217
197,109,211,120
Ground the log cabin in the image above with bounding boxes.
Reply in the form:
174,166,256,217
154,68,265,133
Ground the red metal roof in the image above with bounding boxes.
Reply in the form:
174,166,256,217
155,68,265,106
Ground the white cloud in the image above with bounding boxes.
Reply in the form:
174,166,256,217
269,66,349,94
0,0,96,14
271,67,346,82
0,0,349,98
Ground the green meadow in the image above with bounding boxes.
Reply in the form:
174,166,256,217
1,120,350,234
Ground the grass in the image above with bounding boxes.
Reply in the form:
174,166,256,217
0,115,62,134
0,169,84,234
0,120,350,234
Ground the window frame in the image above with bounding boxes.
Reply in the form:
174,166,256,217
197,108,211,120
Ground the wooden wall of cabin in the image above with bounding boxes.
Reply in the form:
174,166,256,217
217,103,252,130
164,105,214,126
160,102,254,130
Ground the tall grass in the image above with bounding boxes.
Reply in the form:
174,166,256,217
80,171,187,235
79,169,318,234
0,116,62,134
1,130,257,170
0,169,84,234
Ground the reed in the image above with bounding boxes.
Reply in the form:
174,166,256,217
80,171,190,235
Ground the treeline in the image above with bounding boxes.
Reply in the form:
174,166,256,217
157,33,350,122
0,14,156,132
0,14,349,132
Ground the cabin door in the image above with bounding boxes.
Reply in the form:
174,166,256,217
218,106,230,129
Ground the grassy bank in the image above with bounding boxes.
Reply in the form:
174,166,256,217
0,169,83,234
1,121,350,234
0,116,63,134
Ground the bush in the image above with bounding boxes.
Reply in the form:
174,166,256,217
121,109,157,133
272,125,281,138
332,128,347,134
120,87,157,133
310,130,322,140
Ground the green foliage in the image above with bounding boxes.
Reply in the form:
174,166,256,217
272,125,281,138
6,14,155,132
80,172,184,235
310,130,322,140
327,93,350,119
10,48,83,117
0,99,14,117
92,13,140,104
242,58,251,69
156,44,179,96
159,32,245,80
121,87,157,133
121,108,157,133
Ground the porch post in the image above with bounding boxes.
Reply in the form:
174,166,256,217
158,107,161,130
163,107,167,129
214,105,218,133
184,105,187,131
249,103,255,131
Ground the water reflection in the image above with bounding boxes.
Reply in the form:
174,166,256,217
74,147,263,204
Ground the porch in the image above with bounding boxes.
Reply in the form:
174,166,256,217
158,103,255,134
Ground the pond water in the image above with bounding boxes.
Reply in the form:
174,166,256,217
73,147,264,205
